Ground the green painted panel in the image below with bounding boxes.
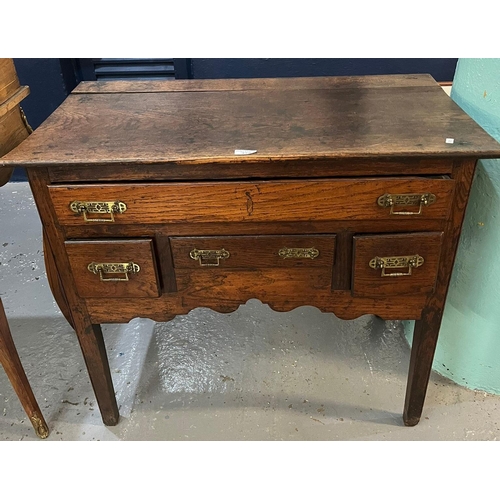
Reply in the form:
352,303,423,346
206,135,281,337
404,58,500,393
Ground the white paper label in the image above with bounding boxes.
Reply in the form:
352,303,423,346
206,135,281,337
445,138,455,144
234,149,257,155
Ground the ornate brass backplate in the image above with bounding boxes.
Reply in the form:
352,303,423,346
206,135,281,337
70,201,127,222
278,247,320,259
87,262,140,281
190,249,230,267
369,254,424,277
377,193,436,215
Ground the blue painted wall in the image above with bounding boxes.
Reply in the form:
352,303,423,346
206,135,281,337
190,58,457,81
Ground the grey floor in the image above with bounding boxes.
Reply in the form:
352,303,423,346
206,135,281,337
1,182,500,441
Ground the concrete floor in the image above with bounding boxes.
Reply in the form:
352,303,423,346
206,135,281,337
1,182,500,441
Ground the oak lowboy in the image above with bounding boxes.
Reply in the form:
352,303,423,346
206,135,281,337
2,74,500,427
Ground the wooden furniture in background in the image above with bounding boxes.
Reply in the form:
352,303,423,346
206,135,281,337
2,75,500,428
0,299,49,439
0,58,31,185
0,59,48,438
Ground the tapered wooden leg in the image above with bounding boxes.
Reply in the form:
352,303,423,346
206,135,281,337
403,307,443,426
0,299,49,438
27,168,120,426
403,160,477,426
74,322,119,426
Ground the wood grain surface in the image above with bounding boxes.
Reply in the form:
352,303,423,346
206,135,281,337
28,168,120,425
18,76,497,427
0,59,21,103
49,178,455,226
83,287,428,323
46,158,456,183
3,75,500,168
72,74,441,94
352,232,443,297
404,160,478,425
170,235,336,269
65,239,160,298
0,298,49,438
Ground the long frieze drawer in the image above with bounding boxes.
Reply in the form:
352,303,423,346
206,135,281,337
65,239,160,298
48,178,455,225
352,232,443,298
170,235,336,269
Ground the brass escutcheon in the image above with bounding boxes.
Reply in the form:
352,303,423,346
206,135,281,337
377,193,436,215
87,262,140,281
369,254,424,277
70,201,127,222
278,247,320,259
190,249,230,267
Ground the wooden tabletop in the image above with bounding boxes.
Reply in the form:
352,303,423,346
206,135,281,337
2,74,500,168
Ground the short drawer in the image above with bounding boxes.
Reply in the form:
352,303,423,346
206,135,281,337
65,239,160,298
352,232,443,298
49,177,454,226
170,235,336,269
169,234,337,295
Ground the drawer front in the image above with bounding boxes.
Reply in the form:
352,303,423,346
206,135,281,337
49,177,454,226
65,239,160,298
170,235,336,269
169,234,336,294
352,232,443,297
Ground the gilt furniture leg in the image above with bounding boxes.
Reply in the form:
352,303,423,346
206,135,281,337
0,298,49,438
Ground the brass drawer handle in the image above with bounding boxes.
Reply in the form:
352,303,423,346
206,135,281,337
87,262,140,281
70,201,127,222
369,254,424,277
278,247,319,259
377,193,436,215
190,249,230,267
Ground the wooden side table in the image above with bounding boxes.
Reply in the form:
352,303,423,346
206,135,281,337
0,58,49,438
2,74,500,429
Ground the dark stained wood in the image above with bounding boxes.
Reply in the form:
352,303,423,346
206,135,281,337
43,229,75,329
27,167,119,426
403,160,478,426
72,74,442,94
49,178,455,226
0,298,50,438
155,235,177,293
12,76,500,427
61,219,448,239
47,159,455,183
170,235,336,269
65,239,160,298
3,75,500,170
83,288,428,324
352,232,444,297
331,232,354,290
